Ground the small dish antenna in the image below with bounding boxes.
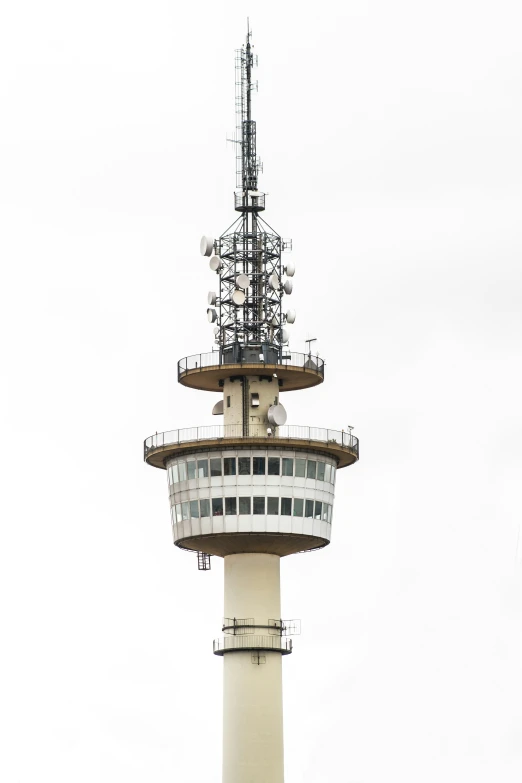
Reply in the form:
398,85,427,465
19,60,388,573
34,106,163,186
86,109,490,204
281,327,290,344
213,326,220,335
207,308,218,323
208,291,217,305
286,309,296,324
209,256,221,272
236,273,250,289
200,236,214,257
212,400,224,415
269,273,279,291
267,403,287,427
232,289,246,306
283,279,293,295
285,261,295,277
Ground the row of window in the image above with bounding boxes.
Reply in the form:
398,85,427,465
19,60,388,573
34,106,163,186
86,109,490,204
167,456,336,486
171,496,333,523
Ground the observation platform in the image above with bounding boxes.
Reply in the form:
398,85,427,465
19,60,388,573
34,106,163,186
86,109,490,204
213,636,292,656
144,424,359,470
234,191,266,212
178,350,324,393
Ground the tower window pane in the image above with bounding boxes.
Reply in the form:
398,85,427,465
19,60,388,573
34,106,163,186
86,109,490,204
172,464,179,483
305,499,314,518
190,500,199,518
181,502,189,521
295,459,306,477
306,460,317,479
175,503,182,523
253,496,265,514
199,498,210,517
212,497,223,516
282,458,293,476
239,496,251,514
179,462,187,481
187,460,196,480
331,466,336,484
268,457,280,475
224,457,236,476
293,498,304,517
210,458,222,477
317,462,325,482
197,459,209,478
225,497,237,515
267,497,279,515
324,463,331,483
238,457,251,475
281,497,292,516
322,503,328,521
253,457,266,475
314,501,322,520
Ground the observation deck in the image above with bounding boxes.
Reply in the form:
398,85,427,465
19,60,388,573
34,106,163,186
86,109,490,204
178,350,324,393
234,191,266,212
144,424,359,470
213,636,292,656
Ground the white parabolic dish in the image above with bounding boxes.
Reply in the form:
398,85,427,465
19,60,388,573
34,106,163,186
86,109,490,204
200,236,214,257
208,291,217,305
286,309,296,324
232,289,246,306
267,403,287,427
285,261,295,277
236,273,250,289
283,279,293,295
209,256,221,271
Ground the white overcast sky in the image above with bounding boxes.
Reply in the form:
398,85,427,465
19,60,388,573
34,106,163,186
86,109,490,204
1,1,521,781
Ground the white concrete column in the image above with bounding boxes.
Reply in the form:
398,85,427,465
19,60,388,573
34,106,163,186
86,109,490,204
222,553,284,783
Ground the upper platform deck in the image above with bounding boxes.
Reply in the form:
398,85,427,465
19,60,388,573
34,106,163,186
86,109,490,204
178,350,324,393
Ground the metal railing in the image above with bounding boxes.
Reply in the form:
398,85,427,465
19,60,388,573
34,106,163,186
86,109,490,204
213,635,293,654
177,350,325,379
234,191,266,211
144,424,359,461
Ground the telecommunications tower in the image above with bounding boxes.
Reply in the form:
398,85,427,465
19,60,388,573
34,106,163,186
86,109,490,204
144,29,359,783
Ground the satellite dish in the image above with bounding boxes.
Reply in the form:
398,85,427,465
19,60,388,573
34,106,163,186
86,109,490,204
285,261,295,277
283,279,293,295
269,273,279,291
209,256,221,272
208,291,217,305
200,236,214,257
232,289,246,306
236,273,250,289
213,326,220,335
281,327,290,344
212,400,224,415
207,308,217,323
286,309,296,324
271,314,280,326
267,403,287,427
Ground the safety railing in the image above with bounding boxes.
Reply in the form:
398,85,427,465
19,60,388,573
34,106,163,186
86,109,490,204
177,350,325,379
213,635,293,655
144,425,359,461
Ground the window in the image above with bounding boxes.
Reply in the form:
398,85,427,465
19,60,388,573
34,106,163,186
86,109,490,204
210,458,222,477
227,395,231,408
282,458,293,476
200,498,210,517
281,497,292,516
267,497,279,515
238,457,251,475
253,457,265,475
317,462,325,482
253,496,265,514
306,460,317,480
251,393,260,407
179,462,187,481
197,459,209,478
212,497,223,516
190,500,199,518
331,466,336,484
239,496,251,514
305,499,314,518
182,502,190,520
172,464,179,483
268,457,280,475
322,504,328,521
224,457,236,476
293,498,304,517
324,463,331,483
295,458,306,477
328,505,333,523
225,497,237,515
175,503,182,523
187,460,196,480
314,501,322,520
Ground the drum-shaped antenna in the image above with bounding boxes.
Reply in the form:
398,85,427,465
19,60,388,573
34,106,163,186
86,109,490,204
212,400,224,415
281,327,290,344
200,236,214,257
283,279,293,295
286,309,296,324
207,308,218,323
209,256,221,272
236,273,250,289
267,403,287,427
232,289,246,306
269,273,279,291
285,261,295,277
208,291,217,305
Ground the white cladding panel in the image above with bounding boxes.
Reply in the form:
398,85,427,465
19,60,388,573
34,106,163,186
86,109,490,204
166,448,336,545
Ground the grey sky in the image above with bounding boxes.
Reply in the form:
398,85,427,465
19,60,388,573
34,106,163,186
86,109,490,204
1,1,521,781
